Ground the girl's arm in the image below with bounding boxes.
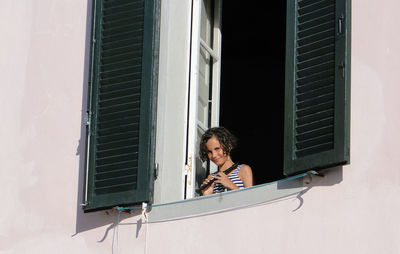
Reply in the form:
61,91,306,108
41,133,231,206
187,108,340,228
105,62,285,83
238,164,253,187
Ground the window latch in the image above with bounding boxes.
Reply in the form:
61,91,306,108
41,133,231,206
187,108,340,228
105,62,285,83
338,14,344,35
185,156,193,185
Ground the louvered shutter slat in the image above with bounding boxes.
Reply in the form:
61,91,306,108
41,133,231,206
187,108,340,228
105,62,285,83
84,0,157,212
284,0,350,175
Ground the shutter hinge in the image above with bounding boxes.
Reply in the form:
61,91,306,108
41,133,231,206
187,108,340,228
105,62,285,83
338,61,345,78
85,112,91,126
154,163,159,180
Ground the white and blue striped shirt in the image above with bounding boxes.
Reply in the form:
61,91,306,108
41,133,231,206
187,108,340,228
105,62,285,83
212,164,244,193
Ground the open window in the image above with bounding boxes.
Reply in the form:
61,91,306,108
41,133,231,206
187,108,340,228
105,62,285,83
82,0,350,212
191,0,350,193
219,1,288,184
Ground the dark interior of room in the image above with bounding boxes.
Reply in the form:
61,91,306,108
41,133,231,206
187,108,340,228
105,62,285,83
219,1,287,184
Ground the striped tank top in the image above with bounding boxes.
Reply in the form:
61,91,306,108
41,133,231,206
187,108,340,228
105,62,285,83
212,164,244,193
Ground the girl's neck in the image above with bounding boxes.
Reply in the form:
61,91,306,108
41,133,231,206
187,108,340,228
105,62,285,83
219,158,234,172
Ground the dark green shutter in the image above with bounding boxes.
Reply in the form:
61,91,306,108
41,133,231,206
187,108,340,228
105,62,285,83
284,0,350,175
83,0,158,212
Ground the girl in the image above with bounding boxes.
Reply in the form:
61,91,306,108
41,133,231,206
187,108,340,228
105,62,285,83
199,127,253,195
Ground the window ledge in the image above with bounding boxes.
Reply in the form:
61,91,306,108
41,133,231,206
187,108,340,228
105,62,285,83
148,176,305,222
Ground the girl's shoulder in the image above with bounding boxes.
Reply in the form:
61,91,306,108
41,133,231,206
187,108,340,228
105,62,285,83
238,164,251,171
237,164,252,175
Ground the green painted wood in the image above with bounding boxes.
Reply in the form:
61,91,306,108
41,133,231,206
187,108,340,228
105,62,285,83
84,0,159,212
284,0,350,176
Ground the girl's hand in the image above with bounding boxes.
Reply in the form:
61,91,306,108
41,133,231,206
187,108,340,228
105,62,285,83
201,174,214,196
214,172,238,190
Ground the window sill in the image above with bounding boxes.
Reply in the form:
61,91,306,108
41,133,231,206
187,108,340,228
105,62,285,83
148,176,305,222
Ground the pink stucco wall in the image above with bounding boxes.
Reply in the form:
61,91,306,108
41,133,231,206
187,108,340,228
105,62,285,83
1,0,400,253
0,1,118,253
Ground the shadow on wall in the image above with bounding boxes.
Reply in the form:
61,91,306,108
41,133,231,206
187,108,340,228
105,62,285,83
73,0,140,237
277,166,344,211
277,166,344,190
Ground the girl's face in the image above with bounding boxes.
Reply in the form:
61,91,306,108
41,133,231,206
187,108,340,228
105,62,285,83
205,136,229,167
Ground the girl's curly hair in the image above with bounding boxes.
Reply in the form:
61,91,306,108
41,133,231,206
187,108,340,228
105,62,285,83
199,127,237,162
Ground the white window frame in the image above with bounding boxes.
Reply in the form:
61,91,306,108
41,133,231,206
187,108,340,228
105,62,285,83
185,0,222,199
